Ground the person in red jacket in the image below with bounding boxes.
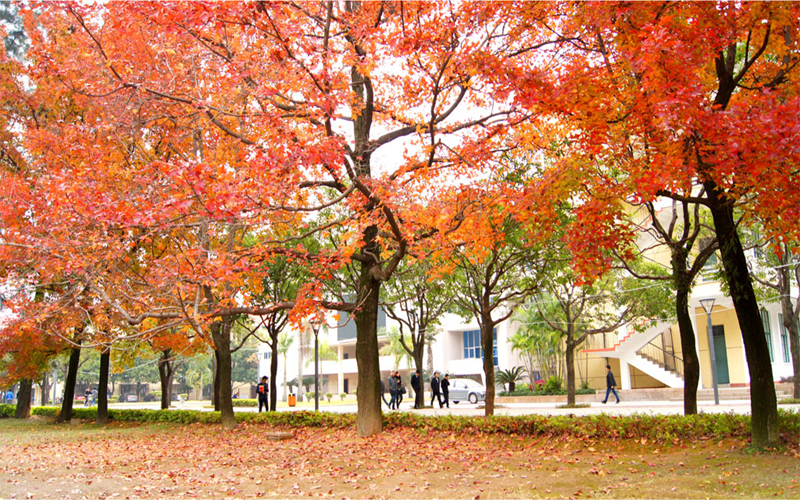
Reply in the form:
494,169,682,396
257,376,270,412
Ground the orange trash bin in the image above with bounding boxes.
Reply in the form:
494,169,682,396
288,394,296,407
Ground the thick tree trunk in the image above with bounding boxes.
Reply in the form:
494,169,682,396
58,342,81,423
780,298,800,400
355,262,383,437
414,351,425,410
675,286,700,415
282,354,289,402
565,341,576,406
97,349,110,425
40,372,50,406
270,336,279,411
296,330,304,403
211,320,237,430
706,184,778,447
158,349,174,410
481,319,496,416
777,257,800,400
14,379,32,418
211,352,219,410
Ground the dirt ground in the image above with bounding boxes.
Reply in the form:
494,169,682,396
1,418,799,499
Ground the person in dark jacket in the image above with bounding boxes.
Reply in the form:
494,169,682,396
257,376,270,412
441,373,451,408
430,371,443,408
388,371,399,410
410,370,421,409
381,379,390,407
601,365,620,404
395,372,404,407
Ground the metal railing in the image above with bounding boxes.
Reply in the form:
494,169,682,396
636,331,684,379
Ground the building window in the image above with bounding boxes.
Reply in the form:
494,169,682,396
761,309,774,362
343,353,349,359
779,314,791,363
263,352,271,360
462,329,498,366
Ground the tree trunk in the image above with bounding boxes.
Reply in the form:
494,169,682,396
414,351,425,410
674,285,700,415
565,340,576,406
58,342,81,423
282,354,288,402
481,319,496,416
777,255,800,400
14,379,32,418
211,320,237,430
670,246,701,416
97,349,110,425
355,262,383,437
270,335,279,411
296,328,304,403
40,372,50,406
158,349,175,410
780,297,800,400
211,352,219,410
706,184,778,447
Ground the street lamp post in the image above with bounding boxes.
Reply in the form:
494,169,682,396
310,317,322,412
699,298,719,405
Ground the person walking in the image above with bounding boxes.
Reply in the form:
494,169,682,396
388,371,399,410
381,379,390,407
396,372,405,408
441,373,451,408
257,376,270,412
84,387,92,407
430,371,443,408
410,370,421,409
601,365,620,404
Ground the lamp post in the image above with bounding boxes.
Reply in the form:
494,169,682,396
310,317,323,412
699,298,719,405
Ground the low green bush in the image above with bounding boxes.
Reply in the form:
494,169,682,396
232,398,258,407
499,386,596,397
22,405,800,446
0,404,15,417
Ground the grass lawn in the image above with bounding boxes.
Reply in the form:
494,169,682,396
1,418,799,499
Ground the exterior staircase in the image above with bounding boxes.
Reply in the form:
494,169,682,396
585,321,685,389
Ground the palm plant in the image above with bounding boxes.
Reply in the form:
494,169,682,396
496,366,528,393
277,332,294,401
510,304,565,382
378,326,414,370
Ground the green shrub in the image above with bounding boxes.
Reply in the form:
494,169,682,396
0,404,15,417
544,376,563,393
340,393,347,401
325,392,333,402
232,398,258,407
22,405,800,447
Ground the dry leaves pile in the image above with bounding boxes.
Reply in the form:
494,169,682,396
1,420,799,499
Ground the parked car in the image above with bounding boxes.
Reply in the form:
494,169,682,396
124,394,138,402
448,378,486,404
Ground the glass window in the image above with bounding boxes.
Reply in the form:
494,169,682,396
462,329,497,365
779,314,791,363
761,309,773,362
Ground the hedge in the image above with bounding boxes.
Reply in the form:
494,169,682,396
10,405,798,445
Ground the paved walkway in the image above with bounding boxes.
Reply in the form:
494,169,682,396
124,398,800,417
